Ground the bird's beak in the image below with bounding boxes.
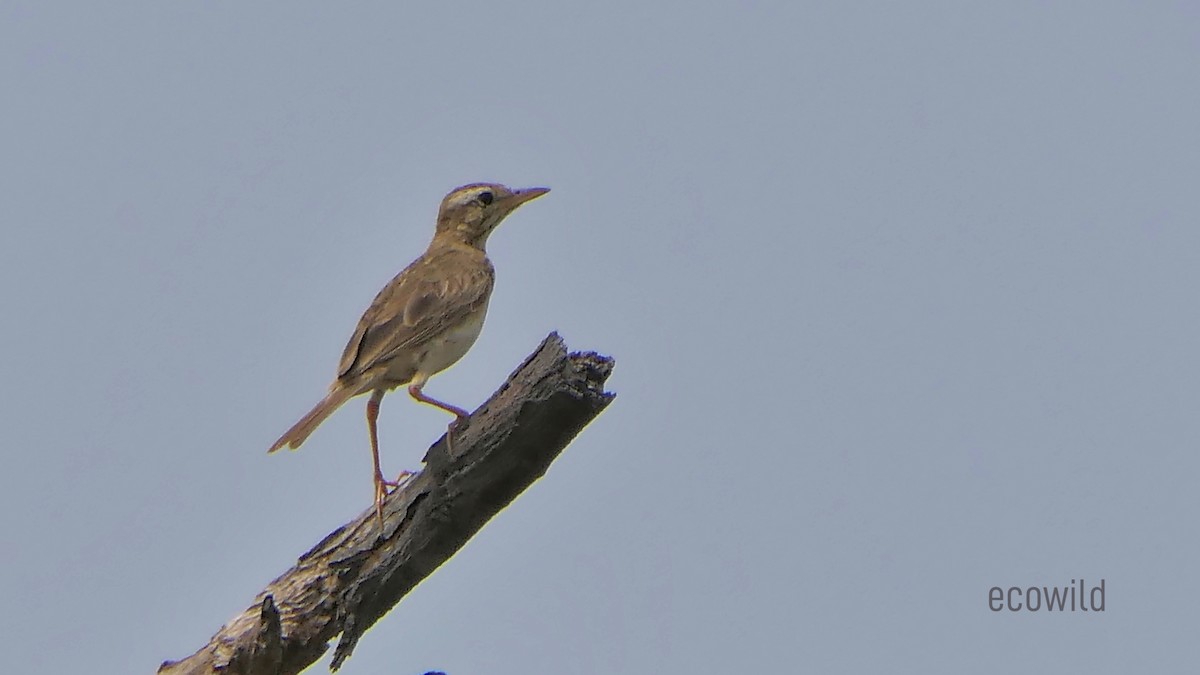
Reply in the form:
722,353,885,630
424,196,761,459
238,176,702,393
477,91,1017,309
508,187,550,207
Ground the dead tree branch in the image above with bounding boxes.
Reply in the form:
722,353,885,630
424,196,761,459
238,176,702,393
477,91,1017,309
159,333,615,674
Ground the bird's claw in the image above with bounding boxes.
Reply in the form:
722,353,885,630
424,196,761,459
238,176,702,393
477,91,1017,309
445,414,470,454
373,469,417,528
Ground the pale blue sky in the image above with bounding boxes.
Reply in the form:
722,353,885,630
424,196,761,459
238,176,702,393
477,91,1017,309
3,2,1198,673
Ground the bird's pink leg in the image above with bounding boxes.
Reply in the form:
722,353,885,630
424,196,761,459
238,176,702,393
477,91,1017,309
367,390,407,528
408,380,470,453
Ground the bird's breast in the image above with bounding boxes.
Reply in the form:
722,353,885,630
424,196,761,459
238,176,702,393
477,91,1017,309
414,305,489,377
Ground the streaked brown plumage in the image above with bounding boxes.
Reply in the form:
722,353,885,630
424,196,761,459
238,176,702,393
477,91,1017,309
269,183,549,524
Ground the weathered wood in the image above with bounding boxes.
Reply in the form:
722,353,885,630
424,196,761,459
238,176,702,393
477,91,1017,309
159,333,615,674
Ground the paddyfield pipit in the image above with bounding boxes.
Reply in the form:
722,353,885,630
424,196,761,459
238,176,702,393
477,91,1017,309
269,183,550,524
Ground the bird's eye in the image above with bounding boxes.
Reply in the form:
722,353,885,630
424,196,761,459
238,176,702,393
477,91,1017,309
478,191,494,206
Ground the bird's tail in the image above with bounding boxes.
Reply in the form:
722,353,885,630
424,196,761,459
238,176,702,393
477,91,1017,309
268,385,358,453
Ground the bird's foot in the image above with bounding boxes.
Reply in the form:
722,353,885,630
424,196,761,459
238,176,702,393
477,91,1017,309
373,470,416,528
373,472,406,529
445,414,470,455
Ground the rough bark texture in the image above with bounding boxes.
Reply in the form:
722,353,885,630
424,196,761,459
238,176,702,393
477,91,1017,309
159,333,614,675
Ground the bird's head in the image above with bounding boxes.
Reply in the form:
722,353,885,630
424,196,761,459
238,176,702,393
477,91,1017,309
434,183,550,249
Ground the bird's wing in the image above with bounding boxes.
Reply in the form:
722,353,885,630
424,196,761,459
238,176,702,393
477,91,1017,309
337,249,495,380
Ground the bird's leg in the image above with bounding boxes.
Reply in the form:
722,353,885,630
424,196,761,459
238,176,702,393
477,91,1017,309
367,390,401,528
407,383,470,418
408,378,470,453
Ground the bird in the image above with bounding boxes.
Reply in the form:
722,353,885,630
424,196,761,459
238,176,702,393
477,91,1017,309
268,182,550,525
